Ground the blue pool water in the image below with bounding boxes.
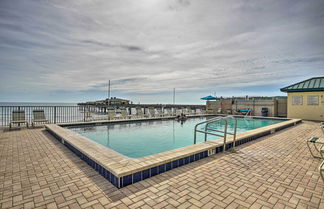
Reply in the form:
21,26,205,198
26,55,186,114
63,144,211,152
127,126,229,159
67,117,283,158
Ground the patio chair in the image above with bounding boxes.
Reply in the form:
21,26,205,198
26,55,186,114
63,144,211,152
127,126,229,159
307,123,324,158
107,110,116,120
306,136,324,158
156,108,163,117
175,108,182,116
32,110,48,127
120,109,131,119
142,108,150,118
135,107,144,118
148,108,156,118
164,108,172,116
200,109,207,115
84,111,93,121
319,160,324,183
9,110,28,129
186,108,193,115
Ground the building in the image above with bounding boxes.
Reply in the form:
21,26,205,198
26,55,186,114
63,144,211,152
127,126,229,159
280,77,324,121
105,97,130,105
206,96,287,117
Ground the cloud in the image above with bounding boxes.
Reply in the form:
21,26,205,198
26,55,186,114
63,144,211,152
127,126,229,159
81,39,144,52
0,0,324,102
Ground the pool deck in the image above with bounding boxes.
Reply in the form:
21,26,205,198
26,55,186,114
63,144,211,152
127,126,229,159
0,121,324,208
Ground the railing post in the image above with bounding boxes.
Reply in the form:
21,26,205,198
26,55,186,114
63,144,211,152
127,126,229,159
223,120,228,152
54,106,57,124
83,106,86,122
17,106,20,127
233,119,237,149
204,123,208,142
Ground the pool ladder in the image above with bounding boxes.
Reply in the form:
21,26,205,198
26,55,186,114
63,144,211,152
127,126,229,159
194,116,237,152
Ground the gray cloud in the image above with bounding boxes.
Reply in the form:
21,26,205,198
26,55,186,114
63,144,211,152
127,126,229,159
1,0,324,102
81,39,144,52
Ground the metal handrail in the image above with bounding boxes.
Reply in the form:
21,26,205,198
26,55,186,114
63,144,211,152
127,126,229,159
206,128,234,135
194,116,238,152
194,116,223,143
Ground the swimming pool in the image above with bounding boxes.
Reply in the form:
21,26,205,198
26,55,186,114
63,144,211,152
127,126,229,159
67,116,283,158
47,116,301,188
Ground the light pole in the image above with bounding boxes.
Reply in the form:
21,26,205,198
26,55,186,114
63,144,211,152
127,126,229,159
108,80,111,100
173,88,175,115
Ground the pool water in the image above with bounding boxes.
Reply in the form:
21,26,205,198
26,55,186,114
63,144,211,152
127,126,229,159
67,117,283,158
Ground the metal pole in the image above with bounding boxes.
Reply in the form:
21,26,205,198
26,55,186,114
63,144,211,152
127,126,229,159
54,106,57,124
173,88,175,104
194,129,197,144
83,106,86,122
223,120,228,152
204,123,208,142
108,80,111,100
18,106,20,127
173,88,175,116
233,119,237,149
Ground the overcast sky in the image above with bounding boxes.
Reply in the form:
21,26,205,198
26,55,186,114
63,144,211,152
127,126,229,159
1,0,324,104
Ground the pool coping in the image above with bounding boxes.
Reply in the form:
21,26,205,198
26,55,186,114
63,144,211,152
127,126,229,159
45,116,302,188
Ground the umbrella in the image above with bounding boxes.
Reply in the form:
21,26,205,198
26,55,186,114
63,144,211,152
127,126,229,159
200,95,219,100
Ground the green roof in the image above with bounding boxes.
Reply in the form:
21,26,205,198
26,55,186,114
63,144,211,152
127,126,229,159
280,77,324,92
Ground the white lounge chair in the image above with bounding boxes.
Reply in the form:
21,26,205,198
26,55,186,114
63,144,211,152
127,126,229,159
135,107,144,118
143,108,150,118
84,111,93,121
164,108,172,117
120,109,131,119
156,108,163,117
186,108,192,115
10,110,28,129
148,108,156,118
175,108,182,116
107,108,117,120
200,109,207,115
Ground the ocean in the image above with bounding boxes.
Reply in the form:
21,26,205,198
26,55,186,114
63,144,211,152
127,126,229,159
0,102,78,106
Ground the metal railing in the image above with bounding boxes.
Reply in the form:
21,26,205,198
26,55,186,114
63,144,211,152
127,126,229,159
0,105,211,127
194,116,237,152
0,106,89,126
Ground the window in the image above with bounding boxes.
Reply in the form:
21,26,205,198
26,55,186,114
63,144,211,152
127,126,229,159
292,96,303,105
308,96,319,105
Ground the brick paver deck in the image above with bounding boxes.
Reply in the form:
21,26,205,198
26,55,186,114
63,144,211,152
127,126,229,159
0,121,323,209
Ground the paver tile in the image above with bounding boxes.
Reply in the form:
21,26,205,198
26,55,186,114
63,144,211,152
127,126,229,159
0,121,323,208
